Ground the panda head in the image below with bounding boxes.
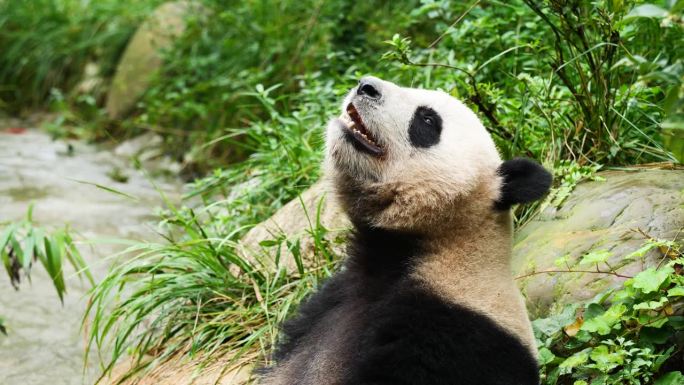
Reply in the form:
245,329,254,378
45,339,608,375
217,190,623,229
325,76,551,231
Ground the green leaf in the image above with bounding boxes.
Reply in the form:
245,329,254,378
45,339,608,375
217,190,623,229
626,4,669,19
624,242,657,260
21,230,35,271
668,316,684,329
634,296,668,310
648,317,670,329
258,239,280,247
584,303,605,320
538,347,556,365
70,179,139,202
0,224,15,251
579,250,612,266
640,327,671,344
633,267,673,293
43,237,66,302
590,345,624,372
532,304,578,336
667,287,684,297
559,350,589,374
581,304,627,335
654,371,684,385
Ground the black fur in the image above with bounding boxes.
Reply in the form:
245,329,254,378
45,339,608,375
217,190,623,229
494,158,552,211
409,106,442,148
273,226,424,361
270,226,540,385
344,286,540,385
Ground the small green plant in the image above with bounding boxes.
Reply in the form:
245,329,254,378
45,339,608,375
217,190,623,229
545,160,605,209
534,236,684,384
1,205,93,334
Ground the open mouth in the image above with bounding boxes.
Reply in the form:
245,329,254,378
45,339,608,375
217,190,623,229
340,103,384,157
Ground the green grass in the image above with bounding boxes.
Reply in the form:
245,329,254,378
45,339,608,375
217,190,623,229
85,198,342,383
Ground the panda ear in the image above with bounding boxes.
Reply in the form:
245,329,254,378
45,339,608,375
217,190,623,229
494,158,552,211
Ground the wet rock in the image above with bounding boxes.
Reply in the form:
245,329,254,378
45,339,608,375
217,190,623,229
106,1,195,119
512,168,684,318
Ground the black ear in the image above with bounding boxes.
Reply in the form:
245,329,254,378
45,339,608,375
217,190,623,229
494,158,552,211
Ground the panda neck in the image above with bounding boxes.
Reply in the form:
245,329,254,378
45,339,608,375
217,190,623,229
345,222,427,282
347,206,534,349
410,210,537,352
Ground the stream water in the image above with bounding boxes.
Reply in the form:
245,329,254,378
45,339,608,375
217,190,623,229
0,124,181,385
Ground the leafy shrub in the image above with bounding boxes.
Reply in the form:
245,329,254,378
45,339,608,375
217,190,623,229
535,237,684,384
134,0,422,170
382,0,683,164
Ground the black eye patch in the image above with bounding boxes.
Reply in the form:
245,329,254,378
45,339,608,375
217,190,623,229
409,106,442,148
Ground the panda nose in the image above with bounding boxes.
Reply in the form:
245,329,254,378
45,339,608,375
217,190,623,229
357,78,381,99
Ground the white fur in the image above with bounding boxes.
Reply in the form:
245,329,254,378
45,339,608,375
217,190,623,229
325,76,503,230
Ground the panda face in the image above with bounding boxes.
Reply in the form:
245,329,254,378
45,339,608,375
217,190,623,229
324,76,504,230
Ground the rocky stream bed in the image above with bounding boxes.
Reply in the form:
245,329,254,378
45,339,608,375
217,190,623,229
0,123,181,385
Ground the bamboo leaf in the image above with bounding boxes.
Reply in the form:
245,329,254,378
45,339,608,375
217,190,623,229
43,237,66,302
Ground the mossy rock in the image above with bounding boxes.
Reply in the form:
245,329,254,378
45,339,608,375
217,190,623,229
513,167,684,318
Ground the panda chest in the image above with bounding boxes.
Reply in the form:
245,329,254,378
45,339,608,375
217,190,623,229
276,296,373,385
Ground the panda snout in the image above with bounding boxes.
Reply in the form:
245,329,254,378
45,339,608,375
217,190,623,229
357,77,382,100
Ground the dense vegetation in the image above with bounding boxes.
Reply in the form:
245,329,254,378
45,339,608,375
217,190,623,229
1,0,683,384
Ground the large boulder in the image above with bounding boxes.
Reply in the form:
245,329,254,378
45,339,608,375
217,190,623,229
513,167,684,318
106,1,195,119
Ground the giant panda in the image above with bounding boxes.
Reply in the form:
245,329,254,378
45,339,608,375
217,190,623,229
259,76,552,385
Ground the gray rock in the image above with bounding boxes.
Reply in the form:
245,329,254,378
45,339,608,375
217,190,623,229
114,132,163,159
512,168,684,318
0,125,182,385
106,1,195,119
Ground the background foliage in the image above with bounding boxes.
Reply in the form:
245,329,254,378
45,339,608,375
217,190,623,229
1,0,683,384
